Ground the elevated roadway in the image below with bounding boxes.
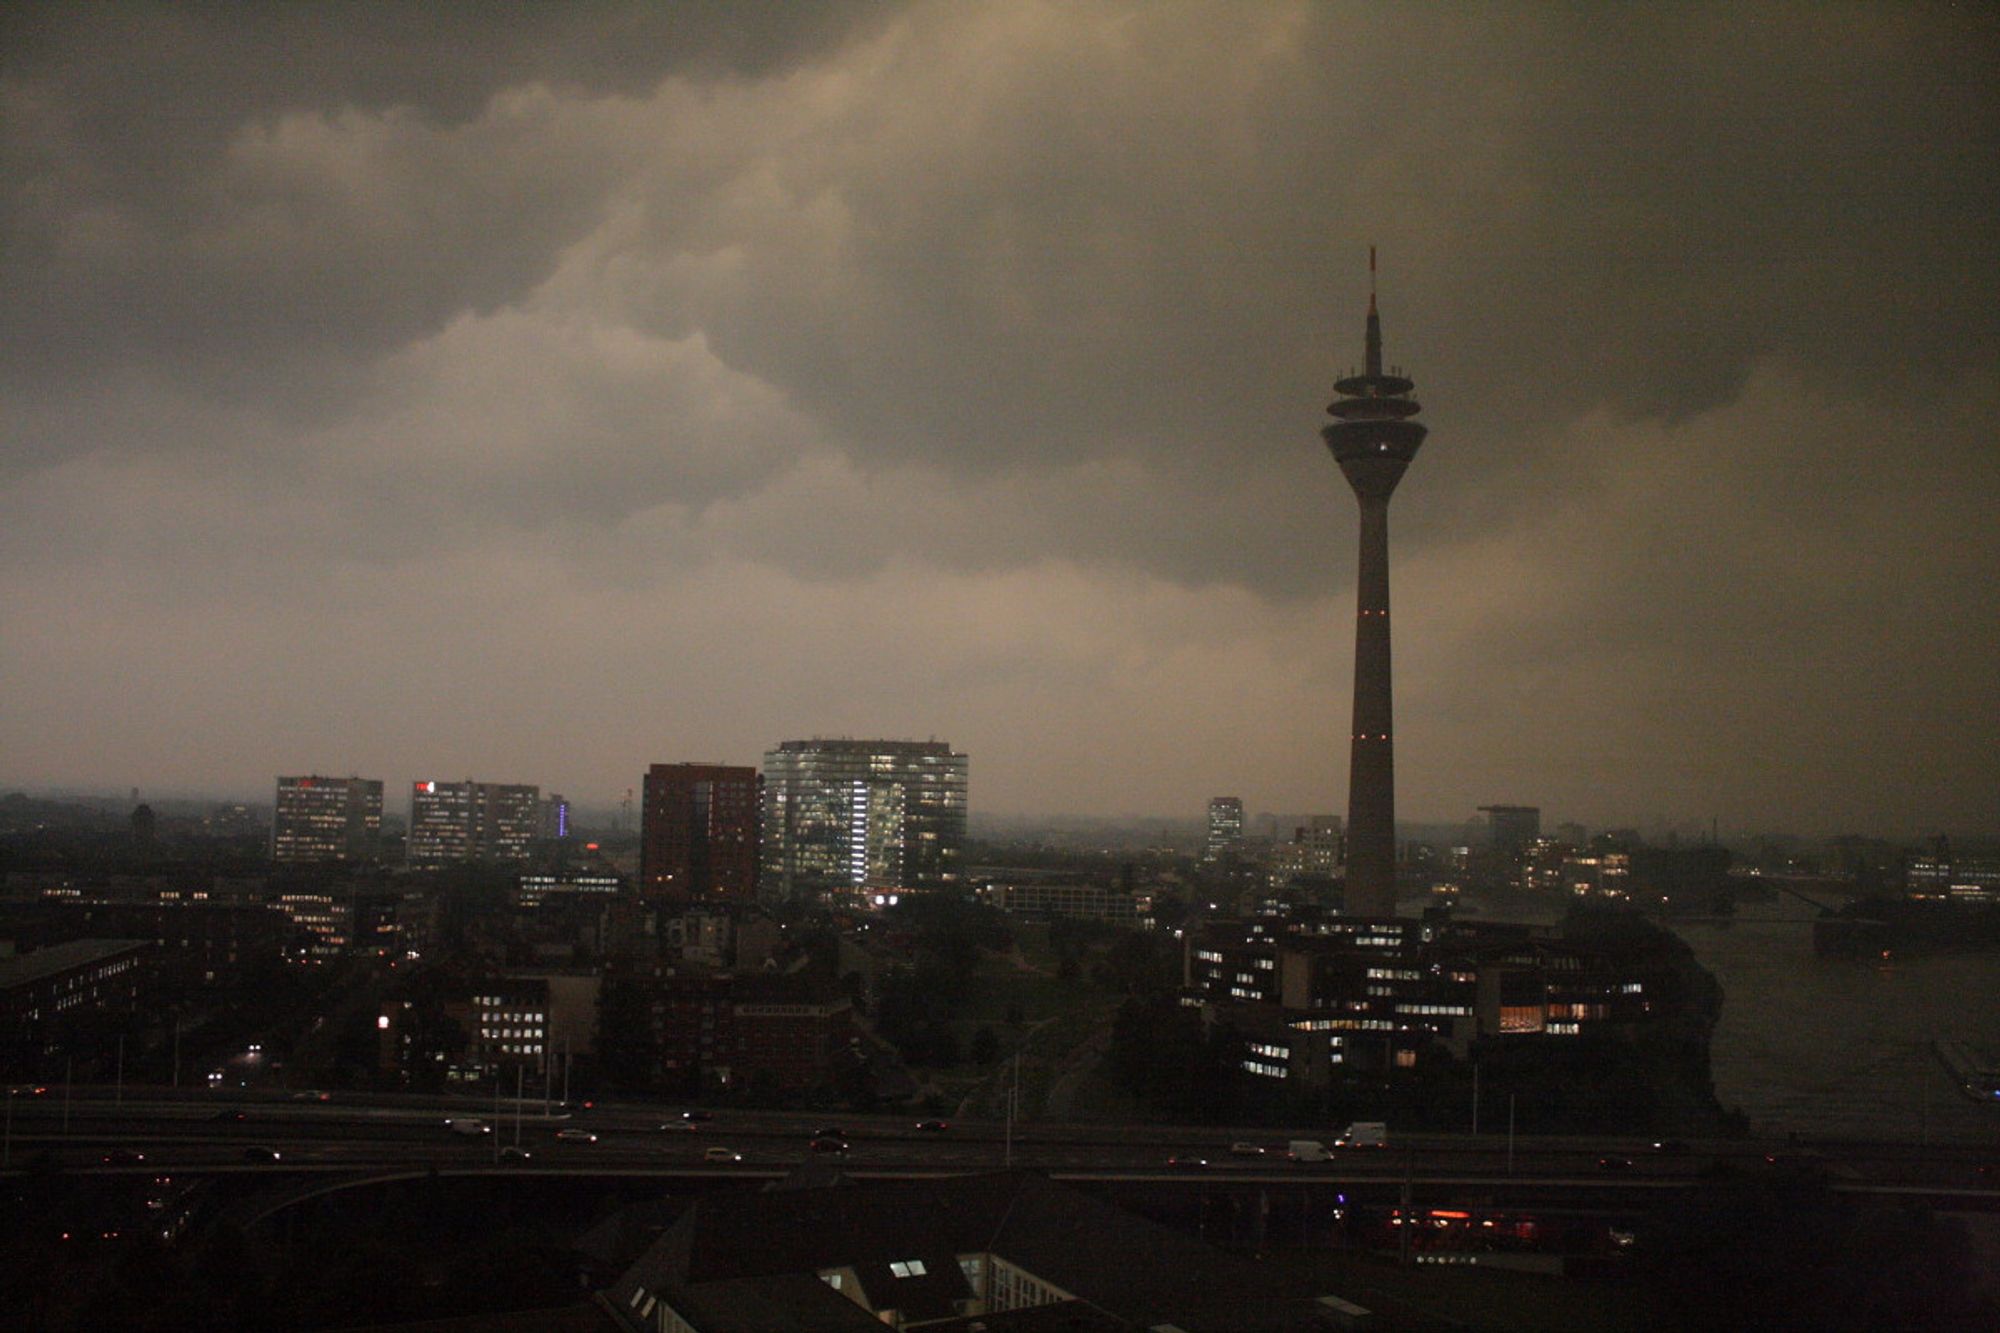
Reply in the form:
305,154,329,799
6,1086,1994,1199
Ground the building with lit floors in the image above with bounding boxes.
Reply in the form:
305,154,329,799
463,978,549,1080
1268,815,1344,890
1322,250,1428,918
640,763,761,902
760,739,967,903
1182,912,1662,1089
1203,796,1245,864
271,775,383,862
1,939,153,1074
407,780,540,866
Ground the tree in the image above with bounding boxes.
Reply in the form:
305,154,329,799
970,1026,1001,1066
593,978,658,1092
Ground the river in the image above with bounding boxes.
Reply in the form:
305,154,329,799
1458,892,2000,1144
1673,903,2000,1143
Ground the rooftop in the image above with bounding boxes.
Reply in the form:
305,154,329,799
0,937,150,990
607,1171,1355,1332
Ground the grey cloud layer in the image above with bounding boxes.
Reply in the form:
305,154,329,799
2,2,1995,830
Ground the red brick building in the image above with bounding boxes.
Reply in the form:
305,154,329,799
615,969,852,1095
639,764,761,903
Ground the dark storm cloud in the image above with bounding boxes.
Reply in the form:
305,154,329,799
0,1,894,400
1,1,1995,831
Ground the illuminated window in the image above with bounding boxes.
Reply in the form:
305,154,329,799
889,1259,927,1278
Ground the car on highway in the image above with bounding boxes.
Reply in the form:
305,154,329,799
446,1117,491,1136
1762,1151,1826,1178
915,1119,950,1132
703,1146,743,1163
1649,1139,1688,1155
809,1136,849,1155
1168,1154,1209,1169
241,1146,282,1163
1596,1155,1634,1172
813,1125,847,1140
499,1145,533,1161
101,1149,147,1165
289,1089,332,1103
1228,1142,1266,1157
680,1109,715,1124
657,1119,700,1133
209,1109,250,1123
554,1128,599,1144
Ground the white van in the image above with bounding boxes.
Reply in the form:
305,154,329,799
1287,1139,1331,1162
446,1117,491,1136
1334,1121,1387,1148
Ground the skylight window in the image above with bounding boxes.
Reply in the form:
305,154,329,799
889,1259,928,1278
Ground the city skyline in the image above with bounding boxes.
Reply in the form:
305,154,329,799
3,5,1996,836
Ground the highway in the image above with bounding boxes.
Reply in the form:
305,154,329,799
5,1087,1995,1199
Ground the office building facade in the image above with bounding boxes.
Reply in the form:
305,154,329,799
761,739,967,901
1269,815,1344,889
272,775,383,862
1204,796,1245,864
407,780,540,867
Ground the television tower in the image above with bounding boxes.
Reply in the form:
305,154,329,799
1323,248,1427,918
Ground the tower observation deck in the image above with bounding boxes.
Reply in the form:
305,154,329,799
1322,249,1427,919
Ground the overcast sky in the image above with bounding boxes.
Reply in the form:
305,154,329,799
3,2,1995,836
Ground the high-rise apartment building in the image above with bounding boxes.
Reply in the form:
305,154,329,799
538,793,572,841
641,763,761,902
272,775,383,862
1204,797,1245,864
761,739,967,902
407,780,540,866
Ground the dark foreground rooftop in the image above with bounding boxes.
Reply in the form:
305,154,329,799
605,1170,1367,1332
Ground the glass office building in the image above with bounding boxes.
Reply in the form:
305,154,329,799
761,739,967,902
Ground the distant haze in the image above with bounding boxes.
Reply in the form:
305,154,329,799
3,3,1995,836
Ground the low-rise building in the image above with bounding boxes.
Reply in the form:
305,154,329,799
1,938,153,1072
972,871,1146,926
600,968,854,1096
1184,912,1660,1085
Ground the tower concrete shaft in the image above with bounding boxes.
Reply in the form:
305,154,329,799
1322,260,1426,918
1346,494,1396,912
